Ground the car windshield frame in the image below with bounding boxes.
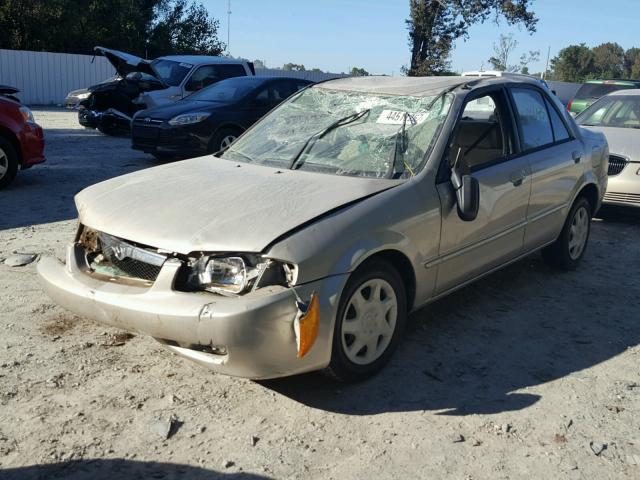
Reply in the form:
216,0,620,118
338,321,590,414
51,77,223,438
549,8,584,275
577,95,640,129
150,59,193,87
221,87,454,179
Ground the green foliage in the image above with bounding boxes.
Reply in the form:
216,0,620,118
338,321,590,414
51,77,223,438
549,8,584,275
282,63,306,71
0,0,224,57
350,67,370,77
404,0,537,76
550,43,640,81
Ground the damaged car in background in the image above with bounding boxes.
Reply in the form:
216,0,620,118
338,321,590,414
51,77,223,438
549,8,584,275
78,47,255,135
39,75,607,381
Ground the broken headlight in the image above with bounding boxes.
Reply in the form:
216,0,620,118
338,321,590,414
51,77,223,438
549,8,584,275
185,254,297,296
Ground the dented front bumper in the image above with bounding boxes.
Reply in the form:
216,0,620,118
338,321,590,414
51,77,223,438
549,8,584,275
37,245,346,379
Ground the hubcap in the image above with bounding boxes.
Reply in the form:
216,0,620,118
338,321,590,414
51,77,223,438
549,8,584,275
220,135,236,150
0,147,7,180
341,278,398,365
568,206,589,260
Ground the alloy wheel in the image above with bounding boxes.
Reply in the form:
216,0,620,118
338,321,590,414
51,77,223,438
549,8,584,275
568,205,589,260
341,278,398,365
0,147,8,180
220,135,237,150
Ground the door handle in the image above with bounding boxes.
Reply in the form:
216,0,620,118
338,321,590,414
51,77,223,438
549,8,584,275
572,151,582,163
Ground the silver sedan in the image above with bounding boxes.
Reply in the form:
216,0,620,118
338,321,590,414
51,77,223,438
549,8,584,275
577,89,640,207
38,75,608,381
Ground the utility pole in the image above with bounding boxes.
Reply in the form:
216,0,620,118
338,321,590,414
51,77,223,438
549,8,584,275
542,46,551,79
227,0,231,55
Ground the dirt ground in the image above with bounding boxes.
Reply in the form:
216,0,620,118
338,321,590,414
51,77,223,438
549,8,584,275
1,109,639,480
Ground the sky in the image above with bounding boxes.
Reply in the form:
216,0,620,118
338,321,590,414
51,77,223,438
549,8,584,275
202,0,640,75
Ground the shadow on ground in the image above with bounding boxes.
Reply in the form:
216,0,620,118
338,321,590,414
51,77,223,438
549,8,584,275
263,222,640,415
0,124,163,230
1,459,270,480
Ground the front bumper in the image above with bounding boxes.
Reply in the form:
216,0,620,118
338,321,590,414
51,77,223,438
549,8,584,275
18,123,45,168
131,122,207,158
37,245,346,379
603,162,640,208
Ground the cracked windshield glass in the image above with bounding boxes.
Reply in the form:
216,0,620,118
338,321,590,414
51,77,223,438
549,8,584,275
222,87,453,178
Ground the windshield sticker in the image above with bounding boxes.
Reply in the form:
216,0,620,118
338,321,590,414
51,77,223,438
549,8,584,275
376,110,429,125
179,63,193,68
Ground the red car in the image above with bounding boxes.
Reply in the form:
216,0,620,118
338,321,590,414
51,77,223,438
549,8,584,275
0,85,45,189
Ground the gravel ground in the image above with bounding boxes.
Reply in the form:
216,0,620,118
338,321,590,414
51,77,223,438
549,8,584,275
1,109,639,480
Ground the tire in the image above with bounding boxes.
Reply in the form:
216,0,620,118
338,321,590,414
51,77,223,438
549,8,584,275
324,260,407,382
208,127,242,154
0,136,19,190
542,196,592,271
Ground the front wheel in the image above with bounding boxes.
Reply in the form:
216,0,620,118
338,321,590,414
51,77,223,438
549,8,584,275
208,127,242,154
324,260,407,382
542,196,592,270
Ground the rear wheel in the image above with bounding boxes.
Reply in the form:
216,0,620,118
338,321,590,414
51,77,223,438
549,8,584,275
324,260,407,382
0,137,19,189
208,127,242,154
542,196,591,270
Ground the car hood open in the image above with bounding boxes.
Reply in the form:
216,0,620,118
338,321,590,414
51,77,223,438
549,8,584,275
75,156,399,255
95,46,155,77
583,126,640,162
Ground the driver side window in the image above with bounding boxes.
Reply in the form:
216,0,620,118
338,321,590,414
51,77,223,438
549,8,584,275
449,91,512,173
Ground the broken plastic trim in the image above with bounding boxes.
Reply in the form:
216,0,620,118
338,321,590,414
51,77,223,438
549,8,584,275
294,293,320,358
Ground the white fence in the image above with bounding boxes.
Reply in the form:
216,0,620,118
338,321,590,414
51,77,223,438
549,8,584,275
0,49,116,105
0,49,346,105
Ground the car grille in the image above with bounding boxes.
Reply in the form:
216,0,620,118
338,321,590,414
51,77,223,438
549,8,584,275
608,154,628,176
80,228,167,284
603,192,640,205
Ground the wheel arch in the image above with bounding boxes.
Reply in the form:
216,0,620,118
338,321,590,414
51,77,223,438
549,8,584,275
576,182,600,217
0,126,22,165
352,249,417,313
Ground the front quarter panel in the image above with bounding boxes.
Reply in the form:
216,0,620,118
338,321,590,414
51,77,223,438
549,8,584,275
266,174,442,308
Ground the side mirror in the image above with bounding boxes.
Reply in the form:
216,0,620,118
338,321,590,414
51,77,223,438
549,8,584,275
451,170,480,221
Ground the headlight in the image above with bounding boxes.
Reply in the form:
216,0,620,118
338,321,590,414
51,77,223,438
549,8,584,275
19,106,35,124
184,254,296,296
168,112,211,126
76,92,90,100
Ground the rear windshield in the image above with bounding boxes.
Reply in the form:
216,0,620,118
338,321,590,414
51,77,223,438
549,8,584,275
575,83,635,100
150,59,192,87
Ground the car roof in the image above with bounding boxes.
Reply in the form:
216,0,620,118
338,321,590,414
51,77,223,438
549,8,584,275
155,55,248,66
585,79,640,85
608,88,640,96
315,75,541,97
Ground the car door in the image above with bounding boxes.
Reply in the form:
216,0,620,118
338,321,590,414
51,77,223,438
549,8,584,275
507,86,584,249
435,87,532,293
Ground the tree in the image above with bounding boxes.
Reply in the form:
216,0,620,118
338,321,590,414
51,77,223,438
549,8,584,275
350,67,370,77
624,48,640,79
404,0,537,76
0,0,225,57
282,63,306,71
488,34,518,71
549,43,594,82
253,59,267,70
591,42,625,79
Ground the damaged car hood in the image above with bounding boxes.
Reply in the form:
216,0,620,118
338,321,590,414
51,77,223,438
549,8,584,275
75,156,399,254
95,46,154,77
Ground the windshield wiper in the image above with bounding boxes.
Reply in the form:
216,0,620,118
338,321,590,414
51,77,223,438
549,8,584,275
289,109,370,170
386,112,415,179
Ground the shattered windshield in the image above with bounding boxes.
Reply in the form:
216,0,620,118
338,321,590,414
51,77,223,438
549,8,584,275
222,87,453,178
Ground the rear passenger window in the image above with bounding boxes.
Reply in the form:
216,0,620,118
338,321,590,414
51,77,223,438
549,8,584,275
511,88,554,150
545,99,570,142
